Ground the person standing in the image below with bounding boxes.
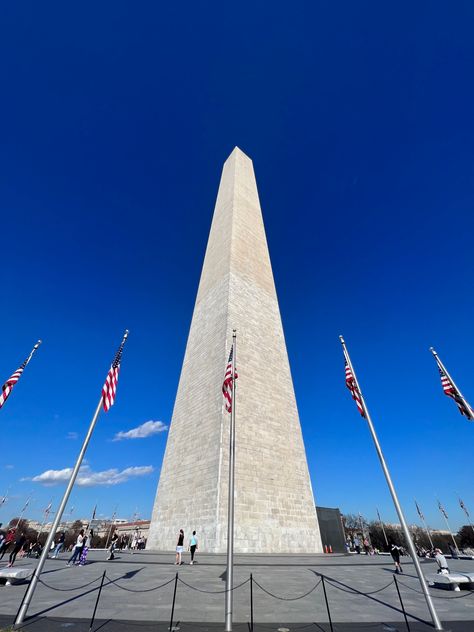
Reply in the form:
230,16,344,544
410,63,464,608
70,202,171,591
175,529,184,565
51,532,65,558
390,542,403,574
189,531,198,565
8,533,27,567
67,530,84,566
353,535,361,554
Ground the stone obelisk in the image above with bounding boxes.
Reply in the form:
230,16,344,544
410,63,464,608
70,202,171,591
148,147,322,553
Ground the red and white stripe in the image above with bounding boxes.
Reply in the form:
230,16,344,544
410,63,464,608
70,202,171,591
345,362,365,418
222,345,237,413
0,364,27,410
438,367,473,418
102,364,120,412
102,333,128,412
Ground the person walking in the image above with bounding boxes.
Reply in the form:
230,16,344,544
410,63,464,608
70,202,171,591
0,528,16,560
79,530,92,565
107,532,118,560
51,532,65,558
189,531,198,565
8,533,27,567
390,542,403,574
175,529,184,565
67,530,84,566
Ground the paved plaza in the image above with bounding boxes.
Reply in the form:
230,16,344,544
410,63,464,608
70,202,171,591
1,551,474,631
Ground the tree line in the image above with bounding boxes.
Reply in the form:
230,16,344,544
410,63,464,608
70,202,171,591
343,513,474,552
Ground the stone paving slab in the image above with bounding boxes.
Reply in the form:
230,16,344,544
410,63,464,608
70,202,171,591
2,616,474,632
0,551,472,629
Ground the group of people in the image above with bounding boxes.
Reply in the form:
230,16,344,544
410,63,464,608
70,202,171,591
0,528,27,567
175,529,198,565
66,529,93,566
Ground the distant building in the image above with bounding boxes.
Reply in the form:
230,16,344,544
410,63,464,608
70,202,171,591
113,520,150,541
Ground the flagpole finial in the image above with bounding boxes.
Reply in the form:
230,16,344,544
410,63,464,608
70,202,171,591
339,335,345,344
430,347,437,355
35,340,42,348
124,330,129,339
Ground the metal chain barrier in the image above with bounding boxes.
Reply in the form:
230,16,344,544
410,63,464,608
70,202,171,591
323,577,394,596
105,575,176,593
177,576,250,594
252,576,322,601
37,575,103,592
396,577,474,600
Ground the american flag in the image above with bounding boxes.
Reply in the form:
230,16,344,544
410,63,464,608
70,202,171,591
415,500,425,521
459,498,470,517
222,345,238,413
438,500,448,520
345,361,365,418
0,341,41,410
438,367,471,418
102,331,128,412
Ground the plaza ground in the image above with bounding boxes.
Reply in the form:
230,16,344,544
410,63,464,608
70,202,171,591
0,550,473,631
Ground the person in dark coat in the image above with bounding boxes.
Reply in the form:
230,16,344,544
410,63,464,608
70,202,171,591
8,533,27,567
390,542,403,574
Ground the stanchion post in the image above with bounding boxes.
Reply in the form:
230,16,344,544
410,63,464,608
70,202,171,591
320,575,334,632
393,575,411,632
250,573,254,632
89,571,106,632
14,584,29,628
169,572,178,631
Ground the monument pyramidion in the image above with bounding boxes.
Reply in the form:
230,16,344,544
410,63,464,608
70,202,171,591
148,147,322,553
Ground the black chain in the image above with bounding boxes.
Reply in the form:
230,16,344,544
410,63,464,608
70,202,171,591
37,575,102,592
324,578,394,596
105,575,176,593
396,577,474,600
177,576,250,594
252,577,322,601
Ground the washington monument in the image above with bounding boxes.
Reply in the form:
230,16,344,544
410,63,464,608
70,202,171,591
148,147,322,553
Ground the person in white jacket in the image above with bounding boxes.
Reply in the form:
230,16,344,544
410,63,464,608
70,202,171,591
67,530,84,566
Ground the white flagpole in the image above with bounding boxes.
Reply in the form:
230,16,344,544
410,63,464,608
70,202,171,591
415,500,434,549
459,498,474,535
340,336,443,631
0,488,9,510
437,500,460,554
36,502,52,544
0,341,42,410
376,508,389,547
105,508,117,550
224,330,237,632
15,330,129,627
15,495,32,529
430,348,474,420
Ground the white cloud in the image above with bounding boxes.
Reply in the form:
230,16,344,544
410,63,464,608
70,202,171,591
113,420,168,442
27,464,154,487
4,464,14,470
67,432,79,440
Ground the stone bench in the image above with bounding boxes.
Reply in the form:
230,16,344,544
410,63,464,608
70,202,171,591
426,572,474,592
0,567,33,585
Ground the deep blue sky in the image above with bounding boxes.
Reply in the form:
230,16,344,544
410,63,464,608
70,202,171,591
1,1,473,531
